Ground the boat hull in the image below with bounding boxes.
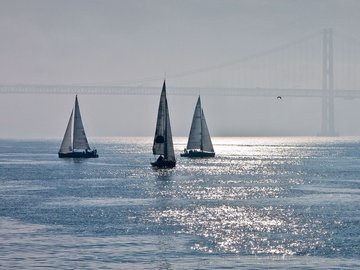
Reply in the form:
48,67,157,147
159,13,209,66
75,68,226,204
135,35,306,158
180,150,215,158
151,160,176,168
58,150,98,158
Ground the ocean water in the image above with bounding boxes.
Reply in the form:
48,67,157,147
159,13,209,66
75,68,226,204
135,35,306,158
0,137,359,269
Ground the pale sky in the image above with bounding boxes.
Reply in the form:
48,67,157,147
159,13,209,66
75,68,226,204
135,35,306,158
1,0,360,138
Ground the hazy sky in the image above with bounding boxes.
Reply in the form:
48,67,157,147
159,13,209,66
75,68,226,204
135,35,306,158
1,0,360,138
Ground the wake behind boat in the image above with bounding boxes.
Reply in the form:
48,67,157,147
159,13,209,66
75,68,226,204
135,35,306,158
58,95,98,158
151,81,176,168
181,96,215,158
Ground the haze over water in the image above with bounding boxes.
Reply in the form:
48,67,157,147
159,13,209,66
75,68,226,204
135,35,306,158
2,0,360,138
0,137,359,269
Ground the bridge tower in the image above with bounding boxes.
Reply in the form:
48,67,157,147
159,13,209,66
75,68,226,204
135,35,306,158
320,28,336,136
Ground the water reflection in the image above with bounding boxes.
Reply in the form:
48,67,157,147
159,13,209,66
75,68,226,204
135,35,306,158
2,136,357,267
151,204,326,255
150,137,328,255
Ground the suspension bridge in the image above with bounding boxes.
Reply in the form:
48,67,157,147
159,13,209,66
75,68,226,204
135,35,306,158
1,28,360,136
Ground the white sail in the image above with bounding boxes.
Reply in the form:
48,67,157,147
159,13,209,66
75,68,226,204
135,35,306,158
186,96,202,150
201,109,214,152
165,96,175,161
73,96,90,150
59,110,73,153
186,96,214,152
152,81,175,161
153,83,166,155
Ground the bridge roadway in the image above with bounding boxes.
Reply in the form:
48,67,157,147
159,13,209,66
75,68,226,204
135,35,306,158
1,85,360,99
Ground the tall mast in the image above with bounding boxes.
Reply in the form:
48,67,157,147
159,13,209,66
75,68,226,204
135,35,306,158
164,92,168,159
200,108,204,151
72,96,76,151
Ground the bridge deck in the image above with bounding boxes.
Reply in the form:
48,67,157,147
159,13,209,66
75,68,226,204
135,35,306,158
1,85,360,98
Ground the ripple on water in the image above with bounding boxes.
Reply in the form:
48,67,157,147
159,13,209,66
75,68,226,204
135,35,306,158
150,205,327,255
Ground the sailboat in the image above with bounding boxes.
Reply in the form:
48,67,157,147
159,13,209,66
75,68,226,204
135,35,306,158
181,96,215,158
151,81,176,168
58,95,98,158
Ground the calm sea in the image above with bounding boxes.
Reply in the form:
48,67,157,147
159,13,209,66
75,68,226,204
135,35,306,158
0,137,359,269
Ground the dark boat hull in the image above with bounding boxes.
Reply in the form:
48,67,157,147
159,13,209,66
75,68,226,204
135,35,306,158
151,160,176,168
180,151,215,158
58,150,98,158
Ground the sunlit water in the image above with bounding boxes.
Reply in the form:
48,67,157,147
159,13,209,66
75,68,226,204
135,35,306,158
0,137,359,269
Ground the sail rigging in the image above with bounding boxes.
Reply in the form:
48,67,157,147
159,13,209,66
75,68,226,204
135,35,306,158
153,82,167,155
152,81,175,162
59,95,98,158
200,109,214,152
186,97,202,150
59,110,73,153
73,96,90,150
186,96,214,152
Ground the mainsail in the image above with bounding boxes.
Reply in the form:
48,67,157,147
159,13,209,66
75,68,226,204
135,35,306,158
186,96,214,152
186,97,202,150
73,95,90,150
59,110,73,153
200,109,214,152
152,81,175,161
